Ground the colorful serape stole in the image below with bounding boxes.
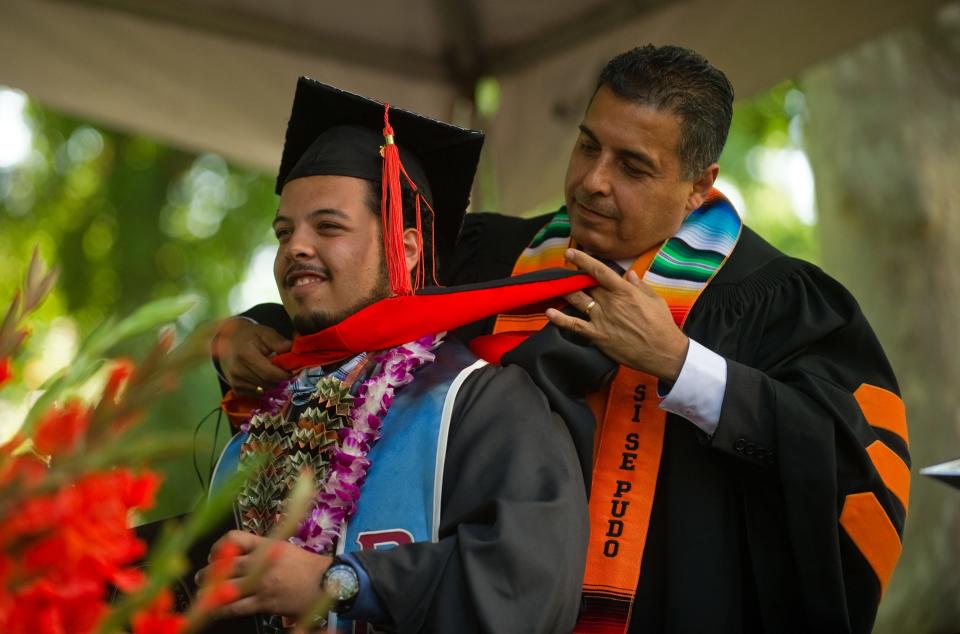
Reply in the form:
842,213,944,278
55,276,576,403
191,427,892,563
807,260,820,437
492,189,742,633
491,211,578,335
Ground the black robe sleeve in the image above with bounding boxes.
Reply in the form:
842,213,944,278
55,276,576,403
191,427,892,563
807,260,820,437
500,315,616,491
240,303,295,338
212,303,293,396
502,230,909,633
682,254,909,634
353,363,589,633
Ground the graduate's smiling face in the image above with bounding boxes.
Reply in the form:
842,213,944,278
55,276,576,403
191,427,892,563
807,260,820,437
273,174,409,335
563,85,716,260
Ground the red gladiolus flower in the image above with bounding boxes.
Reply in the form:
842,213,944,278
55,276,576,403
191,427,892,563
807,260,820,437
202,579,241,611
0,469,161,634
196,540,242,610
0,434,45,488
33,400,92,456
132,589,187,634
110,564,146,593
0,358,12,388
103,358,135,404
118,469,161,510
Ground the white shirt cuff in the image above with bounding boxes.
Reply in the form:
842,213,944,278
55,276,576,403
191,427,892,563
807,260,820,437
658,338,727,436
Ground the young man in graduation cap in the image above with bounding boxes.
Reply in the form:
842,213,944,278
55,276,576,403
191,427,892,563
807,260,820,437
197,78,591,632
216,46,909,634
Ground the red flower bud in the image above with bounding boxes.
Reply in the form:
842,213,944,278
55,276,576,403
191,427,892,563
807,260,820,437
0,358,12,388
196,540,243,610
103,358,135,403
33,400,91,456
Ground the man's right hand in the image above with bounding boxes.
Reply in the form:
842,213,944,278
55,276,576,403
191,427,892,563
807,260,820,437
213,317,292,396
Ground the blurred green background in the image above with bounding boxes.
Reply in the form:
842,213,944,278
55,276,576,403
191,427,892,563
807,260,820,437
0,94,281,519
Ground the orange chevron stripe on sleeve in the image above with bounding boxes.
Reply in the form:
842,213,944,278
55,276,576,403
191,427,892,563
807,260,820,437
866,440,911,511
854,384,909,447
839,492,902,595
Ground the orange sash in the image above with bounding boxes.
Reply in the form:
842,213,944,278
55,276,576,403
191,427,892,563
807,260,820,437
493,192,742,632
493,250,665,632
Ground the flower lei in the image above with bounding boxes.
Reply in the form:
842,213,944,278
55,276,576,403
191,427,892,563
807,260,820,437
240,332,444,555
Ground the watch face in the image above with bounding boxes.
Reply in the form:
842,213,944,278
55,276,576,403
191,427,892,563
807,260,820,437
325,564,359,601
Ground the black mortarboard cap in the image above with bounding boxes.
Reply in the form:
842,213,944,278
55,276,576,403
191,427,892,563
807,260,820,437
276,78,484,273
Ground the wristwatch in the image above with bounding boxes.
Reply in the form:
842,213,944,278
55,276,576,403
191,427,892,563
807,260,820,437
321,558,360,612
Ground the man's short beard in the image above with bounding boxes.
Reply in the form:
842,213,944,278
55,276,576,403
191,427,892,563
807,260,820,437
291,268,392,335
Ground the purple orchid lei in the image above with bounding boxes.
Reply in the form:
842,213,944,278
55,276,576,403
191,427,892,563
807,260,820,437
239,385,289,434
288,332,444,554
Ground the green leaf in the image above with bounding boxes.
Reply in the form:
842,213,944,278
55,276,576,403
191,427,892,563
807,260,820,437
107,295,198,345
20,295,199,435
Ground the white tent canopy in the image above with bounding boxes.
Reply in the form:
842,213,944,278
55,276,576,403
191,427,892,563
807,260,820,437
0,0,946,212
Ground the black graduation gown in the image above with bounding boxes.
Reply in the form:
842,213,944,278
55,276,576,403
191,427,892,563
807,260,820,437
231,212,908,633
353,357,588,632
214,345,588,633
450,212,909,634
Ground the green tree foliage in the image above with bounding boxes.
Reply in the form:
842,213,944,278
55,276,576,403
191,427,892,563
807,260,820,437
719,80,819,263
0,95,278,519
0,103,277,326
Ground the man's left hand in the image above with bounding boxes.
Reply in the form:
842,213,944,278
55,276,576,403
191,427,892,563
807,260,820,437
195,530,332,619
546,249,689,382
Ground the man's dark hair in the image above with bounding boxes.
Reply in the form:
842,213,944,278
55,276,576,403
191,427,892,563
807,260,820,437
363,180,435,285
596,45,734,179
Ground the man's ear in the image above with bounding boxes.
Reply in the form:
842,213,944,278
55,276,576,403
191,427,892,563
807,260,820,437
685,163,720,214
402,227,422,274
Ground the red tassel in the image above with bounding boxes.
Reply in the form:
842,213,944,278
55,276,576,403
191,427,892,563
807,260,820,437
381,104,439,294
414,194,424,289
397,161,438,289
381,104,412,296
427,199,438,286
